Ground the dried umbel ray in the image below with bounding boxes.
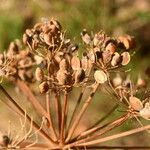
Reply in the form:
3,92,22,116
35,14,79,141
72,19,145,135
0,18,150,150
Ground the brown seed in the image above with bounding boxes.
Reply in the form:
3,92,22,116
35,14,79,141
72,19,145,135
81,30,91,44
111,52,120,66
129,96,143,111
59,59,68,70
121,51,130,66
39,81,49,93
105,43,116,54
74,68,85,84
102,49,113,64
94,70,107,84
118,35,136,50
35,67,44,82
56,70,67,85
71,56,81,70
43,33,52,46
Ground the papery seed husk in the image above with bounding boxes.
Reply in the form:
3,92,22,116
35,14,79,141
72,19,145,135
35,67,44,81
81,33,91,44
71,56,81,70
56,70,67,85
88,51,96,63
81,56,89,71
43,33,52,46
39,81,49,93
94,70,107,84
59,59,68,70
111,52,121,66
121,52,130,66
74,68,85,84
102,49,113,64
129,96,143,111
26,29,34,37
105,43,116,54
23,33,29,44
118,35,135,50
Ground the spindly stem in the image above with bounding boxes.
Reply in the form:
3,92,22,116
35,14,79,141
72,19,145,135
0,84,56,146
66,83,99,142
60,90,68,144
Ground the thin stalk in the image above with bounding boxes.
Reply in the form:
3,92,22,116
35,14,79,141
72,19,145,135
0,85,56,145
66,83,99,142
67,88,85,133
76,123,150,147
16,80,48,118
76,113,129,144
46,92,58,141
76,104,118,139
60,90,68,144
54,91,62,134
67,65,93,134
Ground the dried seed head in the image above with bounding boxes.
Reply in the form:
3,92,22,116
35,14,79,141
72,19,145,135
94,70,107,84
39,81,49,93
35,67,44,82
74,68,85,84
129,96,143,111
113,74,122,87
56,70,67,85
121,52,130,66
118,35,136,50
71,56,81,70
111,52,120,66
140,102,150,120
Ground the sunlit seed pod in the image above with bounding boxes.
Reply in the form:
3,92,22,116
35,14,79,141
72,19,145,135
18,69,26,80
39,81,49,93
88,51,96,63
68,44,79,53
105,43,116,54
23,33,29,44
81,56,89,71
118,35,136,50
93,34,100,46
121,52,130,66
129,96,143,111
25,29,34,37
140,102,150,120
113,73,122,87
102,49,113,64
59,59,69,70
111,52,121,66
43,33,52,46
35,67,44,82
71,56,81,70
50,19,62,30
74,68,85,84
0,133,10,147
81,30,91,44
94,70,107,84
56,70,67,85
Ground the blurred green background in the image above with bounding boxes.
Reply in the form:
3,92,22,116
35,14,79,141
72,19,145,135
0,0,150,147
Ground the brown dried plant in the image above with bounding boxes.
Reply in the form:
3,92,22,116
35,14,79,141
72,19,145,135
0,18,150,150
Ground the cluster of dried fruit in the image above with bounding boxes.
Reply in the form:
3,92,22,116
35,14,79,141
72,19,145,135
0,18,150,149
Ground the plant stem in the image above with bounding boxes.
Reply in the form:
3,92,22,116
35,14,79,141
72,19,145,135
54,91,62,135
46,92,58,141
16,80,48,119
60,90,68,145
76,104,118,139
0,84,56,146
66,83,99,142
76,123,150,147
